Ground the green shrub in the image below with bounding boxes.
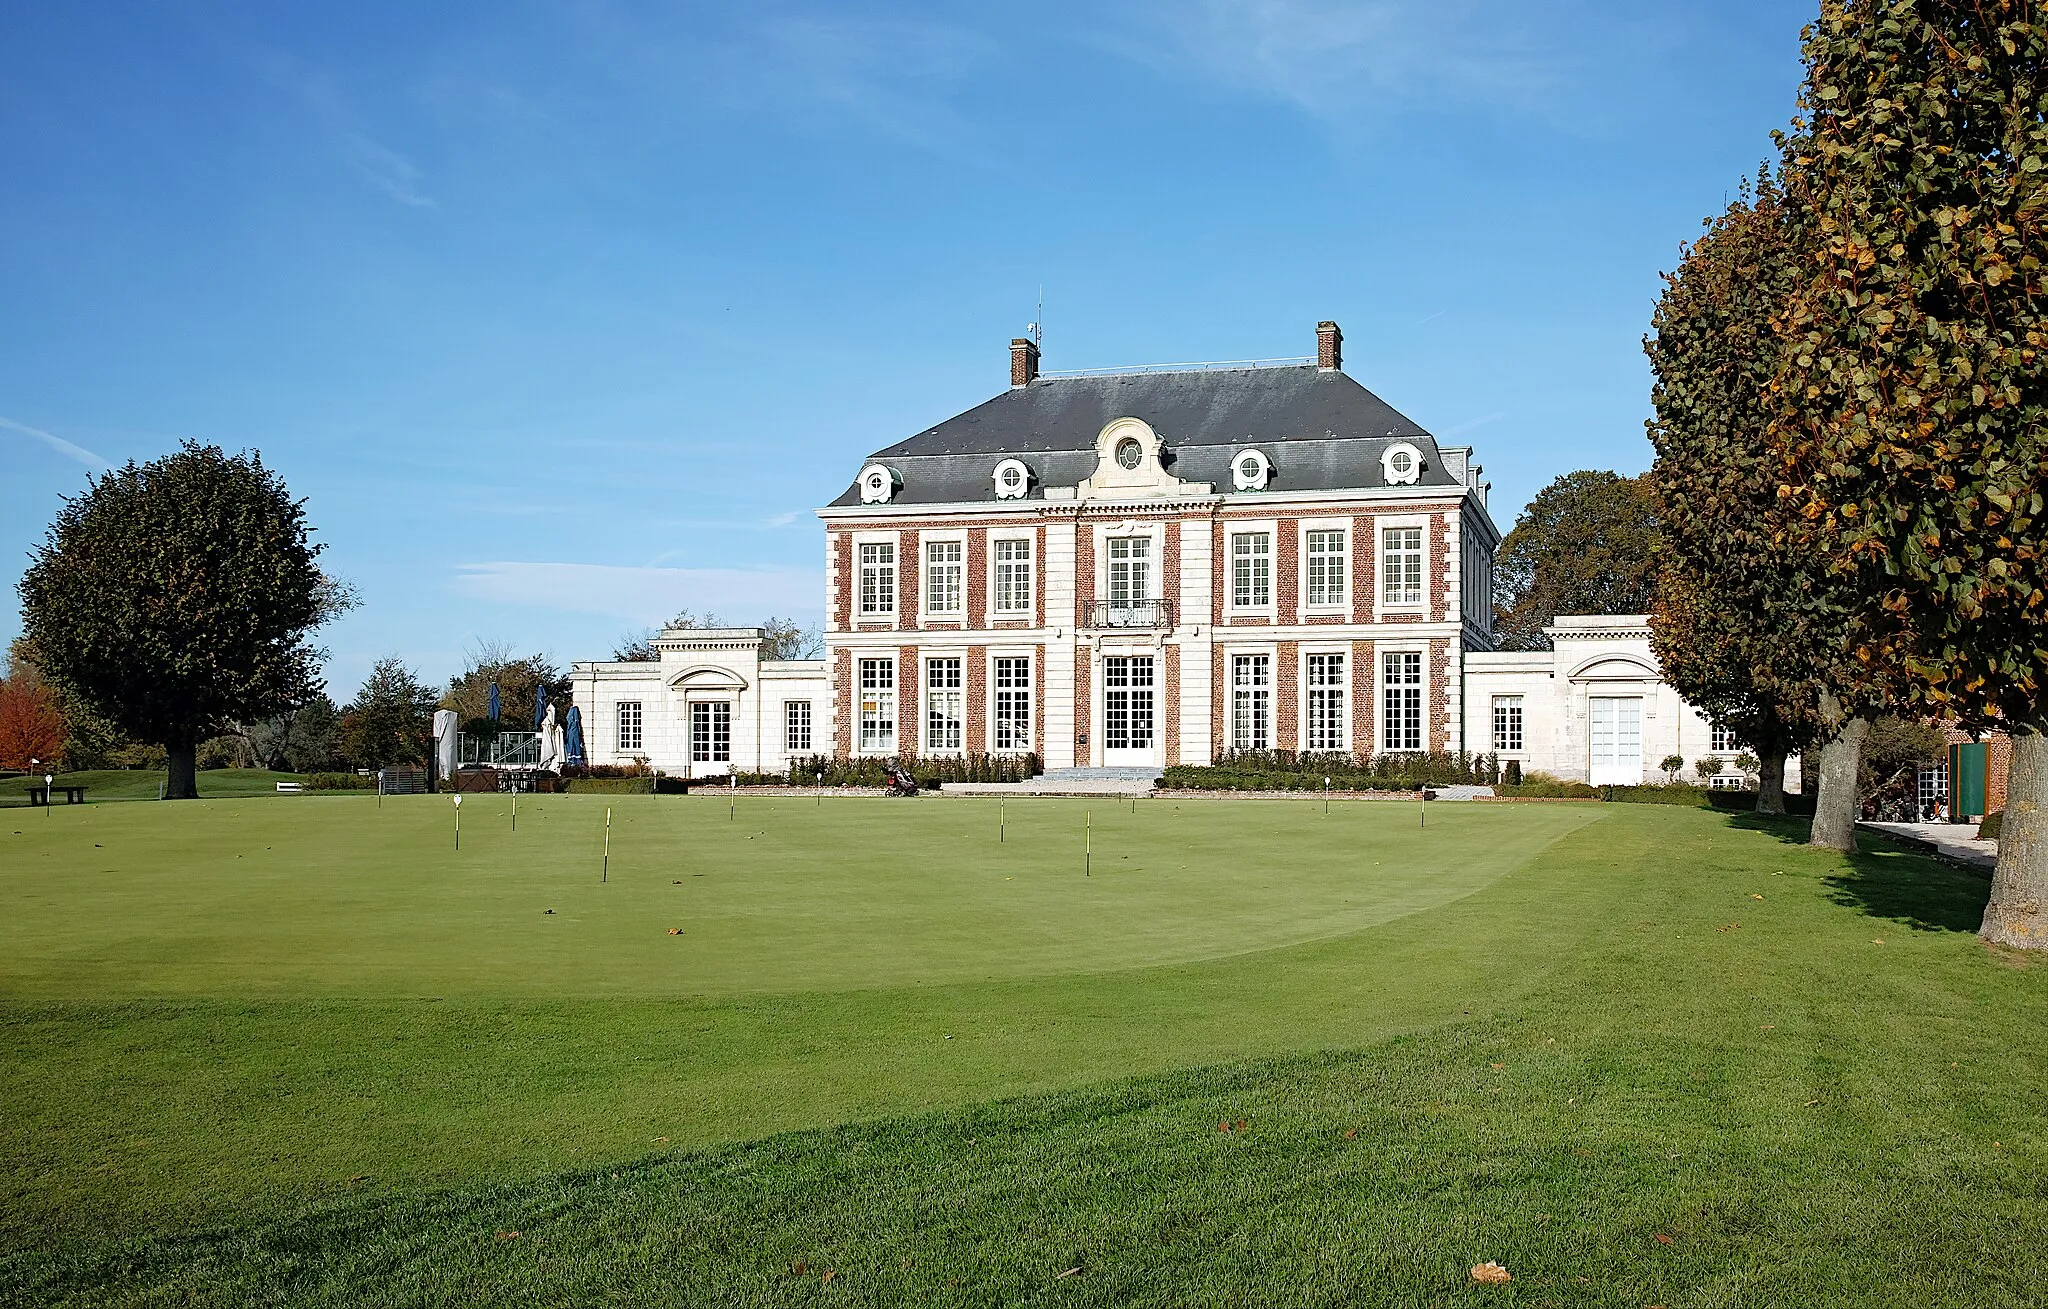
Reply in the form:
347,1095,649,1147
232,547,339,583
785,754,1041,788
1980,810,2003,840
564,778,655,795
304,772,374,791
1601,784,1715,807
1493,773,1599,799
1159,750,1500,793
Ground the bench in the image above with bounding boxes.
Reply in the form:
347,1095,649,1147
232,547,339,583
275,782,304,794
28,785,87,806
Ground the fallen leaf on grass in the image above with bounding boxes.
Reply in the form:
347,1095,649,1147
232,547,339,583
1470,1261,1512,1284
1343,1128,1358,1139
347,1174,370,1185
1055,1266,1083,1280
496,1230,520,1241
1751,893,1765,900
653,1136,670,1144
667,928,684,935
1654,1233,1674,1245
821,1269,836,1285
791,1261,808,1275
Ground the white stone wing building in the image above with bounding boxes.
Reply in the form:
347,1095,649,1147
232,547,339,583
570,322,1796,790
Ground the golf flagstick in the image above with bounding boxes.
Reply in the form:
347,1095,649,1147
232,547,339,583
453,793,462,849
603,806,611,882
1000,797,1005,843
1085,810,1091,877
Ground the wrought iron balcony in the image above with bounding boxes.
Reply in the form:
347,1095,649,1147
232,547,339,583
1085,598,1175,630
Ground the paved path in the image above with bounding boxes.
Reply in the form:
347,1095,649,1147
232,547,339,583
1862,821,1998,870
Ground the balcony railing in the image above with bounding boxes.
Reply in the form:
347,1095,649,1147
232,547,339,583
1085,598,1175,630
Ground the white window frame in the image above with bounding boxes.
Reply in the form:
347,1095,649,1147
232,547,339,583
1226,523,1276,615
1492,695,1524,754
1301,520,1349,613
783,700,812,754
1380,647,1426,753
1376,515,1430,616
924,654,965,754
857,535,898,619
1304,648,1348,752
616,699,643,753
857,656,896,754
689,700,733,765
1229,649,1274,752
990,534,1034,619
1710,722,1740,753
991,651,1034,753
923,535,965,621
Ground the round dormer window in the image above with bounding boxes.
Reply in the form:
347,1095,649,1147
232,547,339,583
859,464,897,504
1381,442,1424,486
1115,438,1144,470
992,458,1031,499
1231,448,1272,491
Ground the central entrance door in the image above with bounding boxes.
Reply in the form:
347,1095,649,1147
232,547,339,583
690,700,732,778
1588,696,1642,786
1102,654,1158,766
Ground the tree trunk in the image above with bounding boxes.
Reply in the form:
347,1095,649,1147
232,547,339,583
1755,750,1787,815
165,738,199,800
1809,709,1868,852
1982,726,2048,951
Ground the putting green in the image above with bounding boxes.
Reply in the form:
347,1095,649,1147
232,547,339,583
0,793,1604,999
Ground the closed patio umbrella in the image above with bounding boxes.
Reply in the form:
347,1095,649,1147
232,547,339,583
564,705,585,767
533,685,549,730
487,681,500,722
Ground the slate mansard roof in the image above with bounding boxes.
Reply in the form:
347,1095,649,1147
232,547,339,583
826,364,1468,508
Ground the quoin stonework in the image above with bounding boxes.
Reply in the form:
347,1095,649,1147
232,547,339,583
572,323,1795,790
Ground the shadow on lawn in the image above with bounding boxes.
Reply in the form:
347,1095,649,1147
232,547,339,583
1723,811,1989,934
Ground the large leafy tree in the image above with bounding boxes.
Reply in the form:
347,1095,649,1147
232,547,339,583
17,443,349,798
1774,0,2048,947
1645,177,1860,827
338,659,436,770
0,642,65,769
1492,471,1660,650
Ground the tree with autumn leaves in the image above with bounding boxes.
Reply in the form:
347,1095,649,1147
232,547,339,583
1771,0,2048,949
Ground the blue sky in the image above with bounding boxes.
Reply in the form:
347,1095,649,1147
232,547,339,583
1,1,1809,699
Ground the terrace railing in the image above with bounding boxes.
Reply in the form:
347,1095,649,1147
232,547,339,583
1084,598,1175,631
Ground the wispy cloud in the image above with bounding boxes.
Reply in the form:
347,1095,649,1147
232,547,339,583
452,561,823,626
1442,411,1507,437
252,52,435,207
0,416,111,470
1107,0,1658,127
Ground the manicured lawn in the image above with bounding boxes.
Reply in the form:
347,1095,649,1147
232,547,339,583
3,797,2044,1306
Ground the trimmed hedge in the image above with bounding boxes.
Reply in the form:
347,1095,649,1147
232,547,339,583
304,773,375,791
785,754,1041,789
1494,779,1600,799
1160,750,1501,794
564,778,655,795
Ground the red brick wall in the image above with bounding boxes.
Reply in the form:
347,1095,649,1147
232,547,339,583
1035,525,1048,629
1430,514,1451,623
900,531,921,631
1276,519,1299,625
1211,643,1227,756
966,645,987,753
1074,651,1092,762
1429,636,1454,751
1211,522,1226,626
1034,643,1046,756
831,533,851,631
1163,520,1182,622
833,647,853,757
897,645,920,757
1164,644,1181,765
1276,639,1299,751
1351,639,1376,758
1352,518,1376,624
1074,527,1095,628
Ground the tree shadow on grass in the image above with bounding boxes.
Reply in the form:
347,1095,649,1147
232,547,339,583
1721,812,1989,934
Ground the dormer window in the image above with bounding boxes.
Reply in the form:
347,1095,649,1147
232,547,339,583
859,464,898,503
1115,438,1144,470
1231,448,1272,491
992,458,1031,499
1381,442,1424,486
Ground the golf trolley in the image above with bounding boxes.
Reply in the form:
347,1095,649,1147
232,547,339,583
883,761,921,797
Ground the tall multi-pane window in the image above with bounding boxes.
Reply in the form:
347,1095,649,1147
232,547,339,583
1710,722,1739,752
690,701,732,764
858,658,895,751
1231,653,1272,751
1306,652,1347,751
1492,695,1524,753
925,658,963,752
859,542,896,615
993,538,1033,614
1306,529,1347,608
926,539,963,615
617,700,643,752
1382,527,1424,605
1107,536,1151,604
994,656,1032,751
1232,532,1272,608
784,701,812,754
1382,651,1423,751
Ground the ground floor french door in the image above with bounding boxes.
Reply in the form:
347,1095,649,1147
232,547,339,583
1588,696,1642,786
689,699,732,777
1102,654,1158,766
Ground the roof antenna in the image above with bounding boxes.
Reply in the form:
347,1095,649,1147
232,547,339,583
1026,285,1043,349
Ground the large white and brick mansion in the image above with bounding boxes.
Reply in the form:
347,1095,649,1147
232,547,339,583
572,323,1794,789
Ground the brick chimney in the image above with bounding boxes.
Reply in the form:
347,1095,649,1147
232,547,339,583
1317,320,1343,371
1011,337,1040,388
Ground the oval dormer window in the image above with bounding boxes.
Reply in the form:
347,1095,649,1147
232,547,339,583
1231,448,1272,491
859,464,897,504
1381,442,1424,486
992,458,1031,499
1115,438,1144,471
